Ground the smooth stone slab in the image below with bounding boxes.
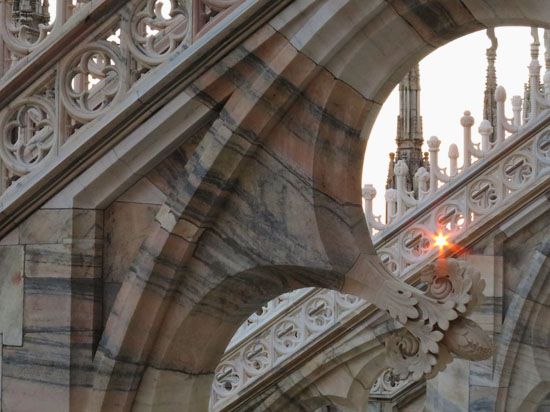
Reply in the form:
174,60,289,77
0,246,24,345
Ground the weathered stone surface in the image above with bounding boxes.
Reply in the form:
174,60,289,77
0,246,23,346
0,1,548,412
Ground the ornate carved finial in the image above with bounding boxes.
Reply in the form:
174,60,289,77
362,184,377,201
427,135,441,150
484,28,498,142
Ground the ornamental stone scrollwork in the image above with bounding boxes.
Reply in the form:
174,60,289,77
368,123,549,278
402,227,432,260
334,292,363,319
304,296,334,332
60,41,127,123
468,178,500,214
210,289,365,410
435,204,466,233
385,328,446,381
227,288,312,349
242,340,271,377
0,96,56,176
125,0,191,67
212,361,242,397
383,259,492,381
379,252,399,276
273,319,302,355
501,153,534,190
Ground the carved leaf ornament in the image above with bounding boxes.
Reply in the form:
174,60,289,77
384,259,493,381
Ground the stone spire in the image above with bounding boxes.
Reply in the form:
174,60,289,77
11,0,50,44
386,63,427,193
483,28,498,142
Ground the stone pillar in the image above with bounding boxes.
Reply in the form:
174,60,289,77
0,207,103,411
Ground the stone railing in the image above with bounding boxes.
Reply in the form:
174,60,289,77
211,288,365,408
365,29,550,236
0,0,243,194
226,287,314,350
0,1,242,77
366,89,550,277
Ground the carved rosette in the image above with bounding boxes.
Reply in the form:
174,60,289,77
242,340,270,377
304,296,334,331
60,41,127,123
125,0,191,67
501,153,534,190
212,361,242,397
468,178,501,214
402,226,432,260
0,96,56,176
435,203,466,233
382,259,493,381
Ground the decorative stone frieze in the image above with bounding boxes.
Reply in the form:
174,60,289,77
0,0,244,195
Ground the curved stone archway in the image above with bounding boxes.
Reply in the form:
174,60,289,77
73,1,550,411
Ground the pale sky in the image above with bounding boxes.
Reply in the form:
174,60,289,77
362,27,538,219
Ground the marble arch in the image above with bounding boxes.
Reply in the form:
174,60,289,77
1,1,548,411
81,2,550,411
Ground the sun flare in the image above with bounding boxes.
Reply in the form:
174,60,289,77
434,232,449,249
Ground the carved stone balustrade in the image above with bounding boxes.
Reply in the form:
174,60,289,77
0,0,244,194
210,288,364,408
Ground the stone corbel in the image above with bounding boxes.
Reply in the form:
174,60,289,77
383,258,493,381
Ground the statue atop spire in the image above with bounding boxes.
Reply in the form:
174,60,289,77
386,63,428,195
483,28,498,142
